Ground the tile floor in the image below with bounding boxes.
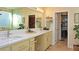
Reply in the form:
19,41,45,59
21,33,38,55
47,39,73,51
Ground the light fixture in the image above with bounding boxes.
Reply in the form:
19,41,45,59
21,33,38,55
46,16,53,19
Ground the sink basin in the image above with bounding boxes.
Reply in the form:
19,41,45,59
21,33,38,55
0,36,22,40
0,36,23,44
11,36,22,38
0,37,9,44
8,35,23,40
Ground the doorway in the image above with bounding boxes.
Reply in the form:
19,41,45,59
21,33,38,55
55,12,68,47
61,12,68,41
29,15,35,28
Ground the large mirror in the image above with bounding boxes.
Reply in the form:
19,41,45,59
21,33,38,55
0,8,12,31
0,7,44,31
12,8,25,30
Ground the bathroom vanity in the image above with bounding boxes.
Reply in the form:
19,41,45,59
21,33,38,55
0,29,52,51
0,7,52,51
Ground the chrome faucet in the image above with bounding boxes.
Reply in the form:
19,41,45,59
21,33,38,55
7,29,10,38
4,27,10,38
1,27,10,38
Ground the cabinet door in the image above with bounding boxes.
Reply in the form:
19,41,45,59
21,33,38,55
11,40,29,51
35,34,47,51
30,44,35,51
29,38,35,51
0,46,11,51
35,35,43,51
47,31,52,47
35,31,52,51
42,32,52,50
43,33,48,50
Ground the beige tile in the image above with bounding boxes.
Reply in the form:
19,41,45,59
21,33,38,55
47,40,73,51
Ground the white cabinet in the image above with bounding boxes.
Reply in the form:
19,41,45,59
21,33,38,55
42,31,52,50
11,38,35,51
0,38,35,51
0,46,11,51
0,31,52,51
46,31,52,47
35,35,45,51
11,39,29,51
35,31,52,51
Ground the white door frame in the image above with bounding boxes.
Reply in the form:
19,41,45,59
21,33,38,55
53,11,68,47
55,13,62,41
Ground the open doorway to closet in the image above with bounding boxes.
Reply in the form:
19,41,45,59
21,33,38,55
55,12,68,47
61,12,68,41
